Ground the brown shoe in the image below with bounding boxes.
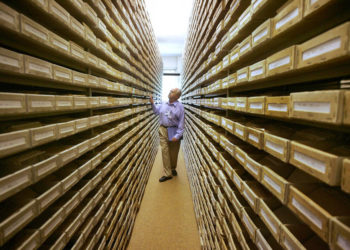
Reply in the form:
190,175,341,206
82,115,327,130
159,176,172,182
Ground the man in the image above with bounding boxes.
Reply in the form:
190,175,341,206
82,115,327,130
150,88,185,182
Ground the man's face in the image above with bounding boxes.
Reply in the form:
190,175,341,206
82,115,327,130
168,88,178,101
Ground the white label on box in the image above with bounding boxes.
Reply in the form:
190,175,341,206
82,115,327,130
253,0,264,10
337,234,350,250
34,130,54,141
230,52,238,61
72,21,83,34
223,59,229,66
294,151,326,174
53,39,68,51
222,119,226,126
228,102,235,107
4,208,34,237
310,0,318,5
38,161,57,176
24,23,48,41
31,101,52,107
76,122,87,129
240,11,251,27
266,140,284,155
0,137,26,150
293,101,331,113
223,82,228,87
230,26,239,37
29,63,50,74
254,28,268,44
0,9,15,25
62,151,75,162
79,144,89,154
302,37,341,61
55,71,70,79
60,126,73,134
236,128,244,136
237,101,246,108
57,100,71,107
0,100,22,109
268,103,288,112
276,8,299,30
0,55,20,68
74,76,85,83
227,124,233,130
250,102,263,109
72,49,83,59
75,101,86,107
283,237,294,250
292,197,322,229
263,174,282,194
251,68,263,77
226,146,233,154
240,43,250,54
236,152,245,163
269,56,290,70
238,73,247,80
246,161,258,175
243,189,254,206
52,5,68,22
248,133,259,143
0,173,29,195
234,174,241,188
243,213,254,235
261,208,278,234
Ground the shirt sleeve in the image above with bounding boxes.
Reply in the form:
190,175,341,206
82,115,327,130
152,103,160,115
174,105,185,140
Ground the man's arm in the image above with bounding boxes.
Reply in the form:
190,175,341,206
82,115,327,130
150,95,160,115
172,105,185,141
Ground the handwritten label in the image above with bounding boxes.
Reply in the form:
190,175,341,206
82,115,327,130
293,102,331,114
263,174,281,194
294,151,326,174
0,55,19,68
268,103,288,112
302,37,341,61
268,56,290,70
292,197,322,229
266,140,284,154
276,8,299,30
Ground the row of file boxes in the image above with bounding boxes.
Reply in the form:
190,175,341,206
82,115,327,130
0,117,157,247
187,104,349,188
186,113,350,248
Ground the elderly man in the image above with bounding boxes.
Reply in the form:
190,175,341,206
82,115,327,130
150,88,185,182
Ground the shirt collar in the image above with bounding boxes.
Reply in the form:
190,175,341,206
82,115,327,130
166,100,178,106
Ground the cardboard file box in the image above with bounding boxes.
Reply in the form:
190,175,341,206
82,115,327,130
330,217,350,250
86,53,98,68
73,96,89,109
70,15,84,39
236,67,249,84
16,230,41,250
84,23,97,47
0,2,20,32
70,42,86,62
53,65,72,83
245,153,264,181
59,145,78,166
27,94,55,112
241,208,259,242
36,181,63,212
39,208,65,240
0,92,26,114
290,90,345,124
28,0,49,11
252,19,273,48
229,46,240,65
235,97,248,112
342,159,350,193
30,124,57,147
48,0,70,25
288,186,350,241
221,117,235,134
33,155,60,182
266,46,297,76
234,122,247,141
0,47,24,73
249,61,266,82
88,75,99,88
20,14,50,46
304,0,339,17
264,132,290,162
75,118,89,133
72,71,88,86
248,96,266,114
49,32,70,55
55,95,73,111
57,121,75,139
24,55,52,79
297,22,350,69
238,5,252,30
239,35,252,57
265,96,290,117
272,0,304,37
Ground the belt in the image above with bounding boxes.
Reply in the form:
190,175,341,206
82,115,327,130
160,125,177,128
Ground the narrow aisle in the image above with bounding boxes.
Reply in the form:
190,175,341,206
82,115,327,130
128,145,201,250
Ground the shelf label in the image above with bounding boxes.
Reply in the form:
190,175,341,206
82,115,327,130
266,140,284,154
263,174,282,194
0,100,22,109
24,23,48,41
253,27,268,44
0,55,20,68
293,101,331,114
268,103,288,112
292,197,322,229
261,208,278,234
276,8,299,30
251,68,263,77
302,37,341,61
293,150,326,174
250,102,263,109
268,56,290,70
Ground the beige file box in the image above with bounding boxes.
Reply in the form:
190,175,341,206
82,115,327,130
55,95,73,111
33,155,60,181
70,15,84,38
239,35,252,57
52,65,72,83
75,118,90,132
266,46,297,76
88,75,99,88
73,96,89,109
290,90,345,124
0,48,24,73
57,121,75,139
49,32,70,54
252,19,273,48
20,14,50,45
330,217,350,250
72,71,88,86
304,0,338,17
235,97,248,112
86,53,98,68
27,94,55,112
234,122,247,141
70,42,86,62
249,61,266,82
229,46,240,65
248,96,266,114
342,159,350,193
30,124,57,147
84,23,97,47
24,55,53,79
39,208,65,240
272,0,304,37
48,0,70,25
297,22,350,69
0,92,26,114
265,96,290,117
264,132,291,162
236,67,249,84
238,5,252,30
0,2,20,32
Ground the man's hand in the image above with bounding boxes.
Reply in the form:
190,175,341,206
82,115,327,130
171,137,178,142
149,95,154,105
